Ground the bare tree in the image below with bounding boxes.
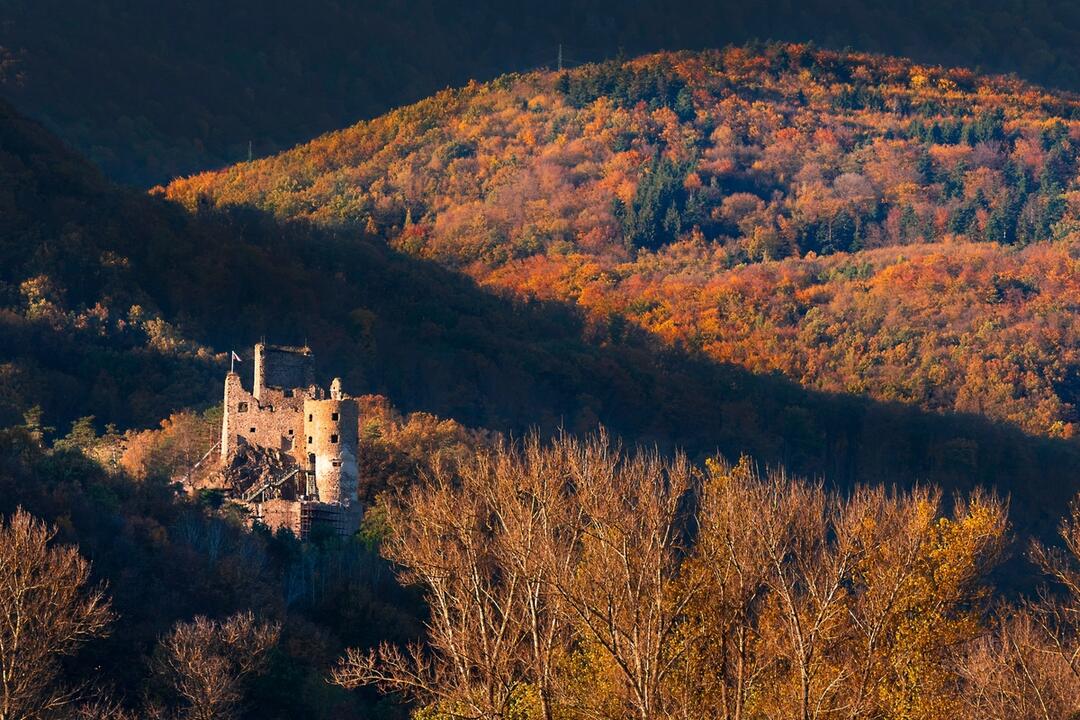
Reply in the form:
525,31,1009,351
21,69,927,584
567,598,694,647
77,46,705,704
960,610,1080,720
541,434,698,720
333,431,1013,720
838,486,938,719
334,432,699,720
71,696,140,720
679,457,781,720
153,611,279,720
689,464,1007,720
960,497,1080,719
483,434,580,720
752,469,858,720
1030,499,1080,680
0,508,113,720
333,450,535,718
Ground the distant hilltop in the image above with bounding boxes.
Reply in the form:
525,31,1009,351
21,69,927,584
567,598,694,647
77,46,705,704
166,44,1080,440
7,0,1080,184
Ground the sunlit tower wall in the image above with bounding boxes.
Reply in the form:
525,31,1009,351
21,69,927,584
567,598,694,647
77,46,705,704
221,370,245,460
253,342,313,401
302,388,359,505
220,343,314,463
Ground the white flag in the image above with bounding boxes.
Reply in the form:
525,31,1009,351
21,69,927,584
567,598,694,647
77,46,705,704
231,351,242,363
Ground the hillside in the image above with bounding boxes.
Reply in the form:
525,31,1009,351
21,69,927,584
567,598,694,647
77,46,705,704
1,92,647,441
7,43,1080,718
167,44,1080,440
0,91,1077,536
6,1,1080,185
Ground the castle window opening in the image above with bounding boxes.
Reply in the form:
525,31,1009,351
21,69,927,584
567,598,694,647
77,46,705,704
288,429,294,435
308,414,313,422
238,402,249,413
308,436,313,444
250,427,256,433
330,434,339,444
332,460,342,468
331,412,339,421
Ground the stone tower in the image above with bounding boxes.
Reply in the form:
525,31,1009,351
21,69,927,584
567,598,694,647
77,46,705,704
302,389,359,506
220,343,317,462
253,342,314,401
219,344,362,538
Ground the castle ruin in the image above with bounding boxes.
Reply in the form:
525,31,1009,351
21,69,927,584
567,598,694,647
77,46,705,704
220,343,362,538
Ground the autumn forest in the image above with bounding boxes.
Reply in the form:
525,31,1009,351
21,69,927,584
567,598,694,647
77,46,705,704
3,11,1080,720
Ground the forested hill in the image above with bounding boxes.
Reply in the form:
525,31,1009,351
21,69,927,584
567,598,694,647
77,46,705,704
167,44,1080,442
4,91,1080,533
5,0,1080,185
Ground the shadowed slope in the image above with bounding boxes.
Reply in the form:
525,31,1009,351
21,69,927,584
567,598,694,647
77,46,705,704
6,1,1080,184
1,99,1077,542
166,45,1080,440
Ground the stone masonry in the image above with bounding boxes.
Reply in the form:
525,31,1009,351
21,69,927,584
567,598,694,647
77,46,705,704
220,343,361,538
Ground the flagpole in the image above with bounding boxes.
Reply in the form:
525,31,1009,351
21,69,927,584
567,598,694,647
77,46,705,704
230,351,235,373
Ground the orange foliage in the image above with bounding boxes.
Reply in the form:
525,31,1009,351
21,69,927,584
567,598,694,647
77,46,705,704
165,43,1080,438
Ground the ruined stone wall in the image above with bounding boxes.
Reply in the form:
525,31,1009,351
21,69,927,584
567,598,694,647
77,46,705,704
254,343,313,400
252,499,361,538
222,372,309,463
302,398,359,505
254,498,303,536
223,345,366,539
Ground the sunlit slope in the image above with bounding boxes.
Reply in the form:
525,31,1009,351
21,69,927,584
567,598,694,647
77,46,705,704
167,45,1080,437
